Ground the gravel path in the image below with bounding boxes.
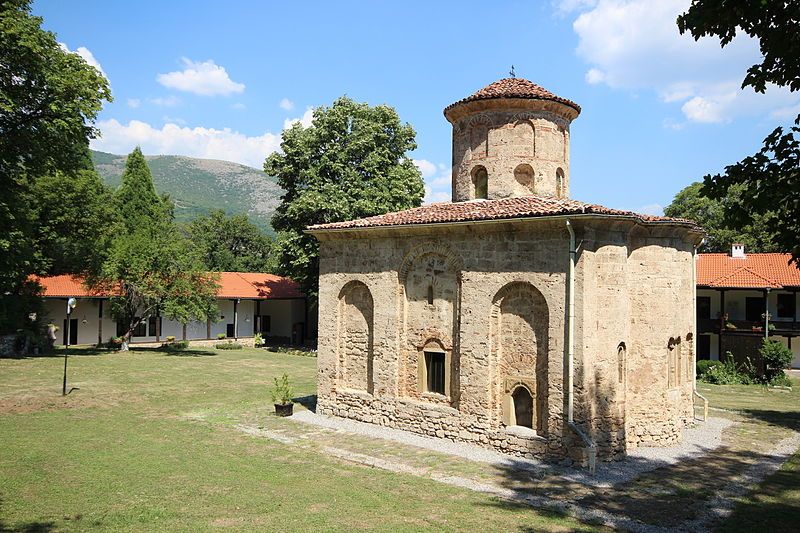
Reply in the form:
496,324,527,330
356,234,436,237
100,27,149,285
285,411,799,532
290,410,732,487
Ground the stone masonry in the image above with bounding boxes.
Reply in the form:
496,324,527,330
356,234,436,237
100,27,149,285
308,78,702,463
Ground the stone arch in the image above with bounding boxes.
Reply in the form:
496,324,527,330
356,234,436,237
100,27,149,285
556,168,565,198
512,119,535,155
337,280,375,394
511,384,534,428
398,242,462,286
514,163,535,193
491,281,549,434
468,115,491,159
398,244,461,404
471,165,488,199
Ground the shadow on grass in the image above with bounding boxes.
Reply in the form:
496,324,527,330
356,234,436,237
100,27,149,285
0,497,56,533
738,408,800,431
481,446,776,530
293,394,317,412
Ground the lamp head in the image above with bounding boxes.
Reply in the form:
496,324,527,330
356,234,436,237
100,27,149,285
67,297,77,311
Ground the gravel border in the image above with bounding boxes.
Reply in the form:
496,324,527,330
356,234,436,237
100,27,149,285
290,411,733,487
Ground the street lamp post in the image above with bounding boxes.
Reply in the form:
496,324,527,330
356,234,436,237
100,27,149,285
63,297,77,396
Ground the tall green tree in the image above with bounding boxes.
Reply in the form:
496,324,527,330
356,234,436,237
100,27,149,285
115,147,166,233
187,210,274,273
678,0,800,264
32,168,119,277
265,97,425,295
0,0,110,333
665,182,780,252
92,149,219,350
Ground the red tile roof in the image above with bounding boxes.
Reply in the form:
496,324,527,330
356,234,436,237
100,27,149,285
445,78,581,114
307,196,699,231
697,253,800,288
33,272,303,299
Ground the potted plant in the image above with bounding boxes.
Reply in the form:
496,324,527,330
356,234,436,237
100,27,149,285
271,373,294,416
217,333,226,340
253,332,263,348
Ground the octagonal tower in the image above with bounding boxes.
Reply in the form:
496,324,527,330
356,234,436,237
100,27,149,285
444,78,581,202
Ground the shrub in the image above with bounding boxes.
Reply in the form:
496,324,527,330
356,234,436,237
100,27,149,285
760,338,793,383
769,372,792,387
217,333,226,340
165,335,176,343
271,373,293,405
215,341,242,350
163,340,190,351
702,356,753,385
697,360,722,377
253,332,263,348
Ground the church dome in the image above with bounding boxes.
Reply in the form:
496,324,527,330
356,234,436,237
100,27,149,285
444,78,581,116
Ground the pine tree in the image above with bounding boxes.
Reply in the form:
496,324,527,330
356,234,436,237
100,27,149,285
115,147,165,232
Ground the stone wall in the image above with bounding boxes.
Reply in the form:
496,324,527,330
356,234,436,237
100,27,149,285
314,217,698,462
445,98,576,202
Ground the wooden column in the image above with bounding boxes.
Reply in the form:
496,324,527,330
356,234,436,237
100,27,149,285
98,299,104,345
206,318,211,340
256,300,261,335
182,323,187,341
155,308,161,343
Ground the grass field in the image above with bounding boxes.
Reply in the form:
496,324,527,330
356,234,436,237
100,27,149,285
0,347,595,532
0,347,798,532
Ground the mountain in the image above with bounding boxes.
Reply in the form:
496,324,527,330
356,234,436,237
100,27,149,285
91,150,283,234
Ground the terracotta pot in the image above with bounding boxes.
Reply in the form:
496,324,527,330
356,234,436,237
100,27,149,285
274,403,294,417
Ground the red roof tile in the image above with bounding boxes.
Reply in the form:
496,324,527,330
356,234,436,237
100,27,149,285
33,272,303,299
307,195,698,231
445,78,581,114
32,275,107,298
698,253,800,288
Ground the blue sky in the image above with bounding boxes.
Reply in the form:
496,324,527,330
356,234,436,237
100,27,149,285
34,0,799,214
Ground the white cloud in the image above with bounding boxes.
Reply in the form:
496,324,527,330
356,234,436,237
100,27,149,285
283,107,314,129
91,119,281,169
149,96,180,107
415,159,452,204
413,159,437,179
59,43,107,79
279,98,295,111
633,203,664,216
127,98,141,108
161,115,186,125
424,186,451,204
567,0,800,123
156,58,245,96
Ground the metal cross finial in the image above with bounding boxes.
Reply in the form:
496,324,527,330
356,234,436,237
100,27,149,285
509,65,516,78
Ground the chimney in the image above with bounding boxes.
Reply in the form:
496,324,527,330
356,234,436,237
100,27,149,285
731,243,745,258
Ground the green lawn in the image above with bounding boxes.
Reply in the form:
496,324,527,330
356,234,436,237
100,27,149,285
0,347,594,532
1,348,798,532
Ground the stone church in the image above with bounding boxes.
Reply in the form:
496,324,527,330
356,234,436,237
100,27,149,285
308,78,703,464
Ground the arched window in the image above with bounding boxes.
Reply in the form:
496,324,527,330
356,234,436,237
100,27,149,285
512,386,533,428
556,168,565,198
472,166,488,199
617,342,626,384
427,285,434,305
514,164,535,193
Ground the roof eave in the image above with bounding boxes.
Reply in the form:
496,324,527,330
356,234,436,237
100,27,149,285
306,212,702,236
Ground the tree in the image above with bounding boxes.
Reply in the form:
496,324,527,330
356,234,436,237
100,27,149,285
32,168,119,277
92,149,219,350
187,210,274,272
115,147,166,233
677,0,800,264
264,97,425,295
0,0,110,334
664,182,780,252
